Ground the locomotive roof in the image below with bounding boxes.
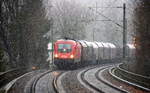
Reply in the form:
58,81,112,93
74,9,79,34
57,39,76,42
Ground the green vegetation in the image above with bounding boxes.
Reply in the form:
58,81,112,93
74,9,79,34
0,90,5,93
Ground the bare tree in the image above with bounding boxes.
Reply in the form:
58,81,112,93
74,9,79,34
16,0,51,68
123,0,150,76
0,0,51,70
133,0,150,76
0,0,22,69
46,0,94,40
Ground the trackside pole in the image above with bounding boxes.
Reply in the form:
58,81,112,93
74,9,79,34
123,3,127,59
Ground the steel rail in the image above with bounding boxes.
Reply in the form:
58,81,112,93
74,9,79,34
95,67,129,93
0,68,28,88
118,64,150,80
78,65,115,93
30,70,53,93
53,72,64,93
80,67,104,93
109,67,150,92
5,71,34,93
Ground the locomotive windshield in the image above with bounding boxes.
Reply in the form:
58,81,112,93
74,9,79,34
58,44,72,53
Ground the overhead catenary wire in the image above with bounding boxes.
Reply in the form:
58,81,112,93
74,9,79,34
88,0,126,28
89,7,123,28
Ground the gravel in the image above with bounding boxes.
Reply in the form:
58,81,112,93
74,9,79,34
60,70,93,93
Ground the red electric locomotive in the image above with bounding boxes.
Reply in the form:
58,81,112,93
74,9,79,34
54,39,81,68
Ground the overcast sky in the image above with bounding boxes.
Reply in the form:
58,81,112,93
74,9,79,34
44,0,133,44
64,0,125,6
49,0,127,8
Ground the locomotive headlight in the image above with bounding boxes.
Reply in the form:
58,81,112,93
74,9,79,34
55,54,58,58
70,54,74,59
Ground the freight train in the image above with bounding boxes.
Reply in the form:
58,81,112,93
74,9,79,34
53,39,135,68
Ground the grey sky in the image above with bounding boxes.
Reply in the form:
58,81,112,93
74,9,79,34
51,0,126,8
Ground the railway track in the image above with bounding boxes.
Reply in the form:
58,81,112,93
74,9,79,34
0,68,29,88
29,70,53,93
78,66,103,93
5,69,52,93
53,72,67,93
4,63,149,93
95,67,129,93
52,63,150,93
77,64,127,93
27,70,64,93
110,64,150,92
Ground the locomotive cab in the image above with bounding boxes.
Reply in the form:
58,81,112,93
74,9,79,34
54,39,81,67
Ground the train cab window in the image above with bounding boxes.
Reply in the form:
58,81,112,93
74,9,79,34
58,44,72,53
